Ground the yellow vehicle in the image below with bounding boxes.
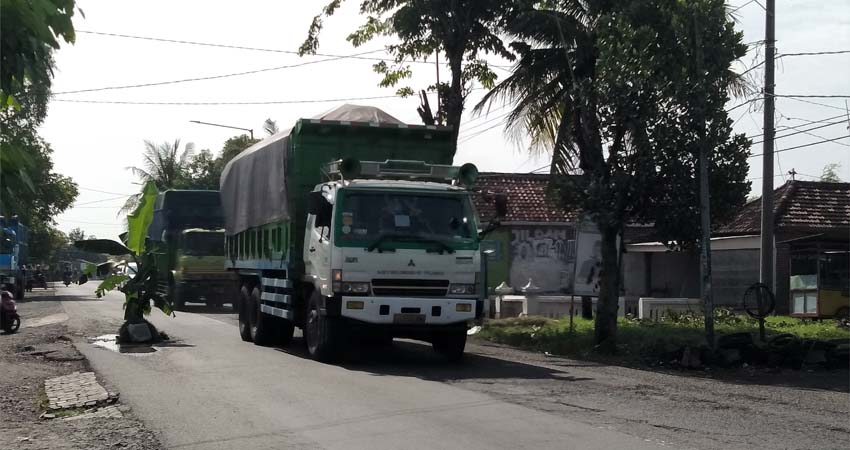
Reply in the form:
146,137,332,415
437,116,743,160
789,244,849,318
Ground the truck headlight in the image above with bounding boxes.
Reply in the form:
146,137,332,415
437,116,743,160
340,282,370,294
449,283,476,295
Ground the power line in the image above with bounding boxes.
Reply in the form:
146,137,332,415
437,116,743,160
747,113,847,138
458,119,507,143
52,48,387,95
781,96,848,111
459,110,511,136
73,195,128,206
752,119,847,143
52,94,403,106
78,186,135,196
777,94,850,99
76,29,514,69
749,135,848,158
780,50,850,57
60,219,125,227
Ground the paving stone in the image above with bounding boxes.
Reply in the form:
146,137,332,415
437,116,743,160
44,372,112,410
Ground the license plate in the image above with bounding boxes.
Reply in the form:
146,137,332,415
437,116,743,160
393,313,426,324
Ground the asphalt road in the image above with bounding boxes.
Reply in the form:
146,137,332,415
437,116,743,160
50,284,849,450
58,284,664,450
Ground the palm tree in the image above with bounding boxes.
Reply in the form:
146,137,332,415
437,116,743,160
476,0,750,348
120,139,194,214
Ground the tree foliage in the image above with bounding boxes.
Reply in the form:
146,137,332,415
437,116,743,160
0,0,80,107
820,163,842,182
1,62,78,263
479,0,751,349
122,133,259,206
299,0,517,145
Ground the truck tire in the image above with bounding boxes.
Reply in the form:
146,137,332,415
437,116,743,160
251,287,275,346
432,328,467,362
305,291,340,361
238,286,252,342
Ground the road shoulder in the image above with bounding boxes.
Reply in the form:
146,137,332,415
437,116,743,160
0,295,163,450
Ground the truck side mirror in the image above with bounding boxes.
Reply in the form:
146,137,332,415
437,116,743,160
307,191,327,216
494,194,508,218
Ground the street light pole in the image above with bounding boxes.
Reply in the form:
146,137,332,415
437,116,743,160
189,120,254,140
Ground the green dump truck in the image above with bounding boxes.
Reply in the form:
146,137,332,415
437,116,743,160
149,190,237,310
219,105,506,361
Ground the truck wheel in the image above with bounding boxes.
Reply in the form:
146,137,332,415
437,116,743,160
305,291,340,361
432,329,467,362
251,288,275,346
238,286,252,342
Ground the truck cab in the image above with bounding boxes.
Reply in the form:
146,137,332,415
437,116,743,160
171,228,232,308
0,216,28,300
295,159,505,360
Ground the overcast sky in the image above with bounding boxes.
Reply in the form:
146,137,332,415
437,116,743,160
41,0,850,240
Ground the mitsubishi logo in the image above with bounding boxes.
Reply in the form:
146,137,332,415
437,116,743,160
407,259,416,267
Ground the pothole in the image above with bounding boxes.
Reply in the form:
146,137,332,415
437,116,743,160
89,335,157,354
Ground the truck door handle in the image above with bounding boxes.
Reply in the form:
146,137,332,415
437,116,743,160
309,247,316,253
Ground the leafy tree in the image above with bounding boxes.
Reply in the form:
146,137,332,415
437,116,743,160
300,0,516,146
219,135,258,166
820,163,842,182
28,224,66,262
0,0,80,107
121,140,194,213
479,0,750,349
67,227,88,243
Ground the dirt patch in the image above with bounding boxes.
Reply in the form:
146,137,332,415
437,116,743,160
0,299,163,450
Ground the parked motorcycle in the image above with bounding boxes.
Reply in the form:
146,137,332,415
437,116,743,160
1,291,21,334
33,271,47,289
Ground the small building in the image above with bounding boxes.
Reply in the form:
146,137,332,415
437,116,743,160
473,173,578,295
623,180,850,316
716,180,849,316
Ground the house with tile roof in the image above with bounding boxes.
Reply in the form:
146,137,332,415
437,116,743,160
472,173,578,295
623,180,849,316
716,180,849,316
474,174,848,318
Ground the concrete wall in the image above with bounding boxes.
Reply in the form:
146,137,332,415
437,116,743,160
623,248,761,310
507,225,576,293
712,249,760,308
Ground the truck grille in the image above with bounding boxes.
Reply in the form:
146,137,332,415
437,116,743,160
371,279,449,297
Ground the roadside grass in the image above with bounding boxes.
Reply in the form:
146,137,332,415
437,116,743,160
478,314,850,362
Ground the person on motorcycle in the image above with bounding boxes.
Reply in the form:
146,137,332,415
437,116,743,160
63,270,72,287
1,290,20,333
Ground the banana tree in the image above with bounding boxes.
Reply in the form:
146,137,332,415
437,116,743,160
75,181,174,342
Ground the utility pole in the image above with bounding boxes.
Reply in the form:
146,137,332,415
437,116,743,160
760,0,776,294
435,50,441,124
694,14,714,348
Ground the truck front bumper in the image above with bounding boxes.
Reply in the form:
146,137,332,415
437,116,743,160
337,295,478,325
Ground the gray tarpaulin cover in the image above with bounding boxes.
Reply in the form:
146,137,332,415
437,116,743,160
219,104,403,235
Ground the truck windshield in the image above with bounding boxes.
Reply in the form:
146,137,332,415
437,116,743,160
335,191,477,249
183,233,224,256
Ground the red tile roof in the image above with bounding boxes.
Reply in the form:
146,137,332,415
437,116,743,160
717,181,850,235
473,173,577,223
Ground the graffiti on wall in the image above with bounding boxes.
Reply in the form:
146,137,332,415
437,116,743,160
509,227,576,292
